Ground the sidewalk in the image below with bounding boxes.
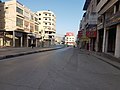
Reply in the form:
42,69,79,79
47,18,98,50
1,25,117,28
80,49,120,70
0,45,63,60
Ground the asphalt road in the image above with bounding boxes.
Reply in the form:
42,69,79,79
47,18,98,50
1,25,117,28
0,47,120,90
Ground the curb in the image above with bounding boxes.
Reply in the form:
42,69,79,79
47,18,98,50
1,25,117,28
0,47,63,60
92,54,120,70
80,49,120,70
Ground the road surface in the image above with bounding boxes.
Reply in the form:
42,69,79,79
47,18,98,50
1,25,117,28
0,47,120,90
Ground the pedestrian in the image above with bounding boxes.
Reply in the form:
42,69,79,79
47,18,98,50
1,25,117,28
31,43,34,49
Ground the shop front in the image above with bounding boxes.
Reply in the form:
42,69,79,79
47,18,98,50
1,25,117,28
86,29,97,51
77,31,82,48
105,10,120,57
80,35,89,50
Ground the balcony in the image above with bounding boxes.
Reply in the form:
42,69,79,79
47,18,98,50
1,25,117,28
85,12,97,26
106,11,120,27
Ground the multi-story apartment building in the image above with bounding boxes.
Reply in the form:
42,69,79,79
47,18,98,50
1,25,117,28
77,13,89,49
82,0,98,51
65,32,75,46
0,0,40,47
97,0,120,58
36,10,56,47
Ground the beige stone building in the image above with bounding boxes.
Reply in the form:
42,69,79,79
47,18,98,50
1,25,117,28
78,0,120,58
78,0,97,51
97,0,120,58
0,0,40,47
36,10,56,47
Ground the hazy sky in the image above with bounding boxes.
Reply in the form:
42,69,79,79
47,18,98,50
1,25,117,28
3,0,85,37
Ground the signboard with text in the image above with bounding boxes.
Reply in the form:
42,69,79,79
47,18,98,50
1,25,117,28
86,31,97,38
66,32,74,36
77,31,82,38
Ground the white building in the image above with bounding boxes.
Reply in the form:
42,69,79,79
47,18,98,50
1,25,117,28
36,10,56,47
65,32,75,46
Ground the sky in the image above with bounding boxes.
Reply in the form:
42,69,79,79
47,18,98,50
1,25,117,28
3,0,85,37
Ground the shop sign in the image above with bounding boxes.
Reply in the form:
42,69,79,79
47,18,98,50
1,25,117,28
77,31,82,38
80,35,89,42
86,31,97,38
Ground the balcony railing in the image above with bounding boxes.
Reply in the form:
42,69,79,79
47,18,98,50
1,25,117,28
106,11,120,27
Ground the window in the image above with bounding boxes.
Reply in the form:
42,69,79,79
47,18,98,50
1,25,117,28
35,17,38,21
35,25,38,31
16,7,23,15
5,7,8,9
16,17,23,27
24,11,29,20
31,15,34,20
48,27,51,30
39,13,41,16
39,18,41,20
30,24,34,32
45,23,47,25
45,18,47,20
45,14,47,16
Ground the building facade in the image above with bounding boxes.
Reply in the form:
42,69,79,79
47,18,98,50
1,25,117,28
36,10,56,47
65,32,75,46
77,13,89,49
78,0,120,58
0,0,41,47
77,0,97,51
97,0,120,57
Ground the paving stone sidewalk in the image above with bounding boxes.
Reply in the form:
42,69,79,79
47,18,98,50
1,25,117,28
80,49,120,70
